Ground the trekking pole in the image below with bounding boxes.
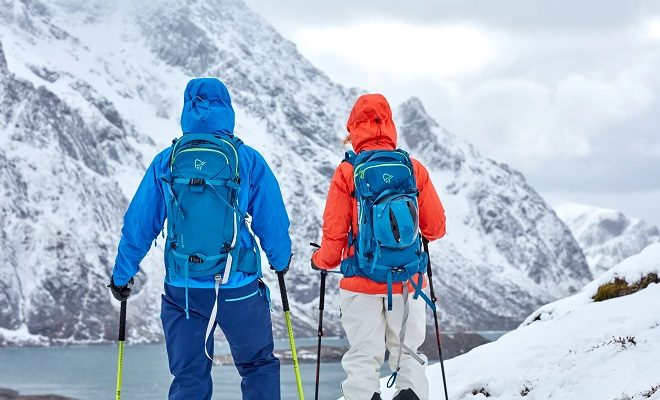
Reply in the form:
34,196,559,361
423,237,449,400
310,242,325,400
115,300,127,400
277,271,305,400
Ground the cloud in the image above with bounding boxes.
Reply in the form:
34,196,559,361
451,72,655,160
648,16,660,39
294,22,495,78
245,0,660,32
243,0,660,216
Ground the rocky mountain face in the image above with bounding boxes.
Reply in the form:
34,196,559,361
0,0,590,345
555,203,660,277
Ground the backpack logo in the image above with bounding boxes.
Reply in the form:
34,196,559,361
194,159,206,170
383,173,394,184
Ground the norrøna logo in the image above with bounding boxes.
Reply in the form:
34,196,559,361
383,173,394,184
194,159,206,170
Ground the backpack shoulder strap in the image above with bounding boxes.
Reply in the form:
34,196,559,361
343,150,357,166
223,134,244,150
396,148,415,171
168,136,183,168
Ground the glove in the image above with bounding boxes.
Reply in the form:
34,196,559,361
270,254,293,275
310,252,324,272
107,276,134,302
271,265,289,276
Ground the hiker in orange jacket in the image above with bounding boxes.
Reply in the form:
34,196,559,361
312,94,446,400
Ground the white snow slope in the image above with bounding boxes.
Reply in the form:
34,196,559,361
0,0,589,344
395,243,660,400
556,203,660,277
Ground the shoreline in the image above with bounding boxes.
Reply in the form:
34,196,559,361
0,388,75,400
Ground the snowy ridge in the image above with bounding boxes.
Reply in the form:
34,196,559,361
0,0,589,344
393,243,660,400
556,203,660,277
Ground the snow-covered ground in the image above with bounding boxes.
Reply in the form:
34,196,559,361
380,243,660,400
556,203,660,277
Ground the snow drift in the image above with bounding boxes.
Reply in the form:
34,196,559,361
397,243,660,400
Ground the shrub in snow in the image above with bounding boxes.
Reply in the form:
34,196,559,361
593,273,659,302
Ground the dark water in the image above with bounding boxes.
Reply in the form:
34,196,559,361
0,333,505,400
0,341,344,400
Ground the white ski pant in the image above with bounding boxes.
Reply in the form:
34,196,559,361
340,288,429,400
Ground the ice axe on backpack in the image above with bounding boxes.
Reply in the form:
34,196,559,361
277,268,305,400
423,237,449,400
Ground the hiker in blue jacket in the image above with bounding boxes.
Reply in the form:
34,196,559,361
108,78,292,400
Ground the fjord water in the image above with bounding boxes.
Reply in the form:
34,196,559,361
0,342,345,400
0,333,504,399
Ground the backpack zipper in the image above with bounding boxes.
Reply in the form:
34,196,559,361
172,148,231,172
171,139,240,177
354,163,411,180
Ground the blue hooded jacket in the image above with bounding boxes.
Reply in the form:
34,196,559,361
112,78,292,289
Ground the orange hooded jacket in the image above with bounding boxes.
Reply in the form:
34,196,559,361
311,94,446,295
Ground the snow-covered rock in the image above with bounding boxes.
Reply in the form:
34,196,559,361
556,203,660,277
0,0,590,344
402,243,660,400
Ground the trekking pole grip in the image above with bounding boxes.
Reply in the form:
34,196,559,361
118,301,127,341
277,272,289,312
318,272,327,313
422,236,437,302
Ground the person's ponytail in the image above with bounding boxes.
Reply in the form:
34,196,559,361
341,134,351,145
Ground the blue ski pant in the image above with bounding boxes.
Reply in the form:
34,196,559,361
160,279,280,400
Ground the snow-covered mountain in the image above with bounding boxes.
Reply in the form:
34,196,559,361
0,0,590,345
556,203,660,277
385,243,660,400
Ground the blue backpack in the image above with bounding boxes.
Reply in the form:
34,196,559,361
161,133,261,317
341,149,434,310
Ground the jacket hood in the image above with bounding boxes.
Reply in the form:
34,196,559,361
180,78,235,135
346,94,397,153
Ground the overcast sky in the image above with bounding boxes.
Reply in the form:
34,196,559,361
245,0,660,225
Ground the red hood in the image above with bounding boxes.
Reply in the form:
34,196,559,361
346,94,397,153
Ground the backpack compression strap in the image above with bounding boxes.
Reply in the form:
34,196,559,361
386,283,427,389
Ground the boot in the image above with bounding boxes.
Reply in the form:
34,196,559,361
370,393,383,400
393,388,421,400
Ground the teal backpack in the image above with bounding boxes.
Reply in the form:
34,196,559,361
341,149,434,311
161,133,261,318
